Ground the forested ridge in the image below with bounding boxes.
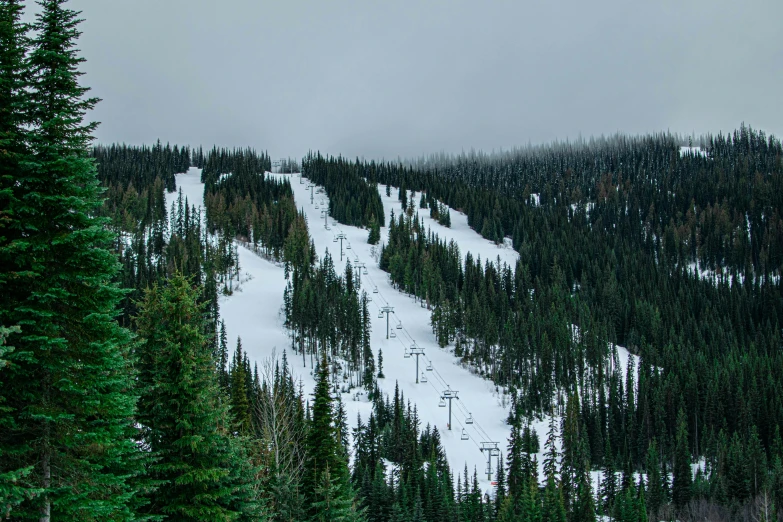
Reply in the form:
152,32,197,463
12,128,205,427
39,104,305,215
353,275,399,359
315,130,783,520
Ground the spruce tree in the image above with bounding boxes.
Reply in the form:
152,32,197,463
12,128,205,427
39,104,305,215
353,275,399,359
135,275,261,520
0,1,145,518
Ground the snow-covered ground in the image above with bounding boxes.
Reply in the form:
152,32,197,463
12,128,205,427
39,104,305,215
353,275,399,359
377,184,519,268
166,168,650,492
273,172,517,488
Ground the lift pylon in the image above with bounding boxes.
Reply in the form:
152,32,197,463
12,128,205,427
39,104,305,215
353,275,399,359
380,306,394,338
409,344,425,383
479,442,501,481
440,388,459,430
333,233,347,261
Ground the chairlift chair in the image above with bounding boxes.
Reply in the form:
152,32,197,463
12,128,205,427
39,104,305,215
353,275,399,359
314,204,319,209
373,287,379,294
390,331,396,339
333,237,338,243
404,349,411,359
363,268,368,275
396,322,402,330
346,243,351,250
461,429,469,441
420,372,427,383
426,361,433,371
378,311,384,319
465,413,474,425
438,398,446,408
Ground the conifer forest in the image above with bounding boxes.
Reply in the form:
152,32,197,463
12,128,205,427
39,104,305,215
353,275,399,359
0,1,781,521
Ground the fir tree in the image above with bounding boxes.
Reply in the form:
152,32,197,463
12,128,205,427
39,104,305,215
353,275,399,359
135,275,261,520
672,408,692,510
0,1,145,517
305,350,357,519
368,215,381,245
645,440,663,517
230,337,252,433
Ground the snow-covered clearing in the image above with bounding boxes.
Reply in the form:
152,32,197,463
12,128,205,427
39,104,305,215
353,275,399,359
265,172,518,489
377,184,519,268
166,168,655,492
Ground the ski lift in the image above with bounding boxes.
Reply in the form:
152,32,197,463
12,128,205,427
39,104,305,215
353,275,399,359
354,255,359,262
465,413,474,425
315,204,319,209
438,398,446,408
346,243,351,250
390,331,396,339
363,268,368,275
373,287,379,294
404,349,411,359
426,361,433,371
461,429,469,441
333,237,338,243
396,321,402,330
420,372,427,383
378,311,384,319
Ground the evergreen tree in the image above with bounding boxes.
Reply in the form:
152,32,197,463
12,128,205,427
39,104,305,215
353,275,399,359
368,215,381,245
672,408,692,510
135,275,261,520
644,440,663,518
0,2,146,517
230,337,253,433
311,466,364,522
305,350,357,519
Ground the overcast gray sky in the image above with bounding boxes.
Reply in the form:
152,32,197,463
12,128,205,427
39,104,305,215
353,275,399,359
25,0,783,159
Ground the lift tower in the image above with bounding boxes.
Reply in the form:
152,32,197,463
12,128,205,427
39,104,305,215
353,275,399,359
379,305,394,338
409,344,425,383
333,233,347,261
440,388,459,430
480,442,501,481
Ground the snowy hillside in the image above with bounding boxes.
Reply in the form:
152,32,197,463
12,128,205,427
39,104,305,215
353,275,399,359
168,168,644,492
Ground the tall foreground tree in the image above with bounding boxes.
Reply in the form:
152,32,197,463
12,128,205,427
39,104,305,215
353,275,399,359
0,1,146,519
135,274,262,520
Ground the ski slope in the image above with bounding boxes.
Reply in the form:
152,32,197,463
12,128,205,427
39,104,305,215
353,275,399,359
167,169,513,488
377,184,519,268
267,172,517,488
167,168,644,492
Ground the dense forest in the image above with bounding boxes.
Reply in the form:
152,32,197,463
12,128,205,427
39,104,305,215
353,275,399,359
313,129,783,520
302,152,385,228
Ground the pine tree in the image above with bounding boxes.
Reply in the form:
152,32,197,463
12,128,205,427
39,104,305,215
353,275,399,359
135,275,261,520
0,1,146,517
